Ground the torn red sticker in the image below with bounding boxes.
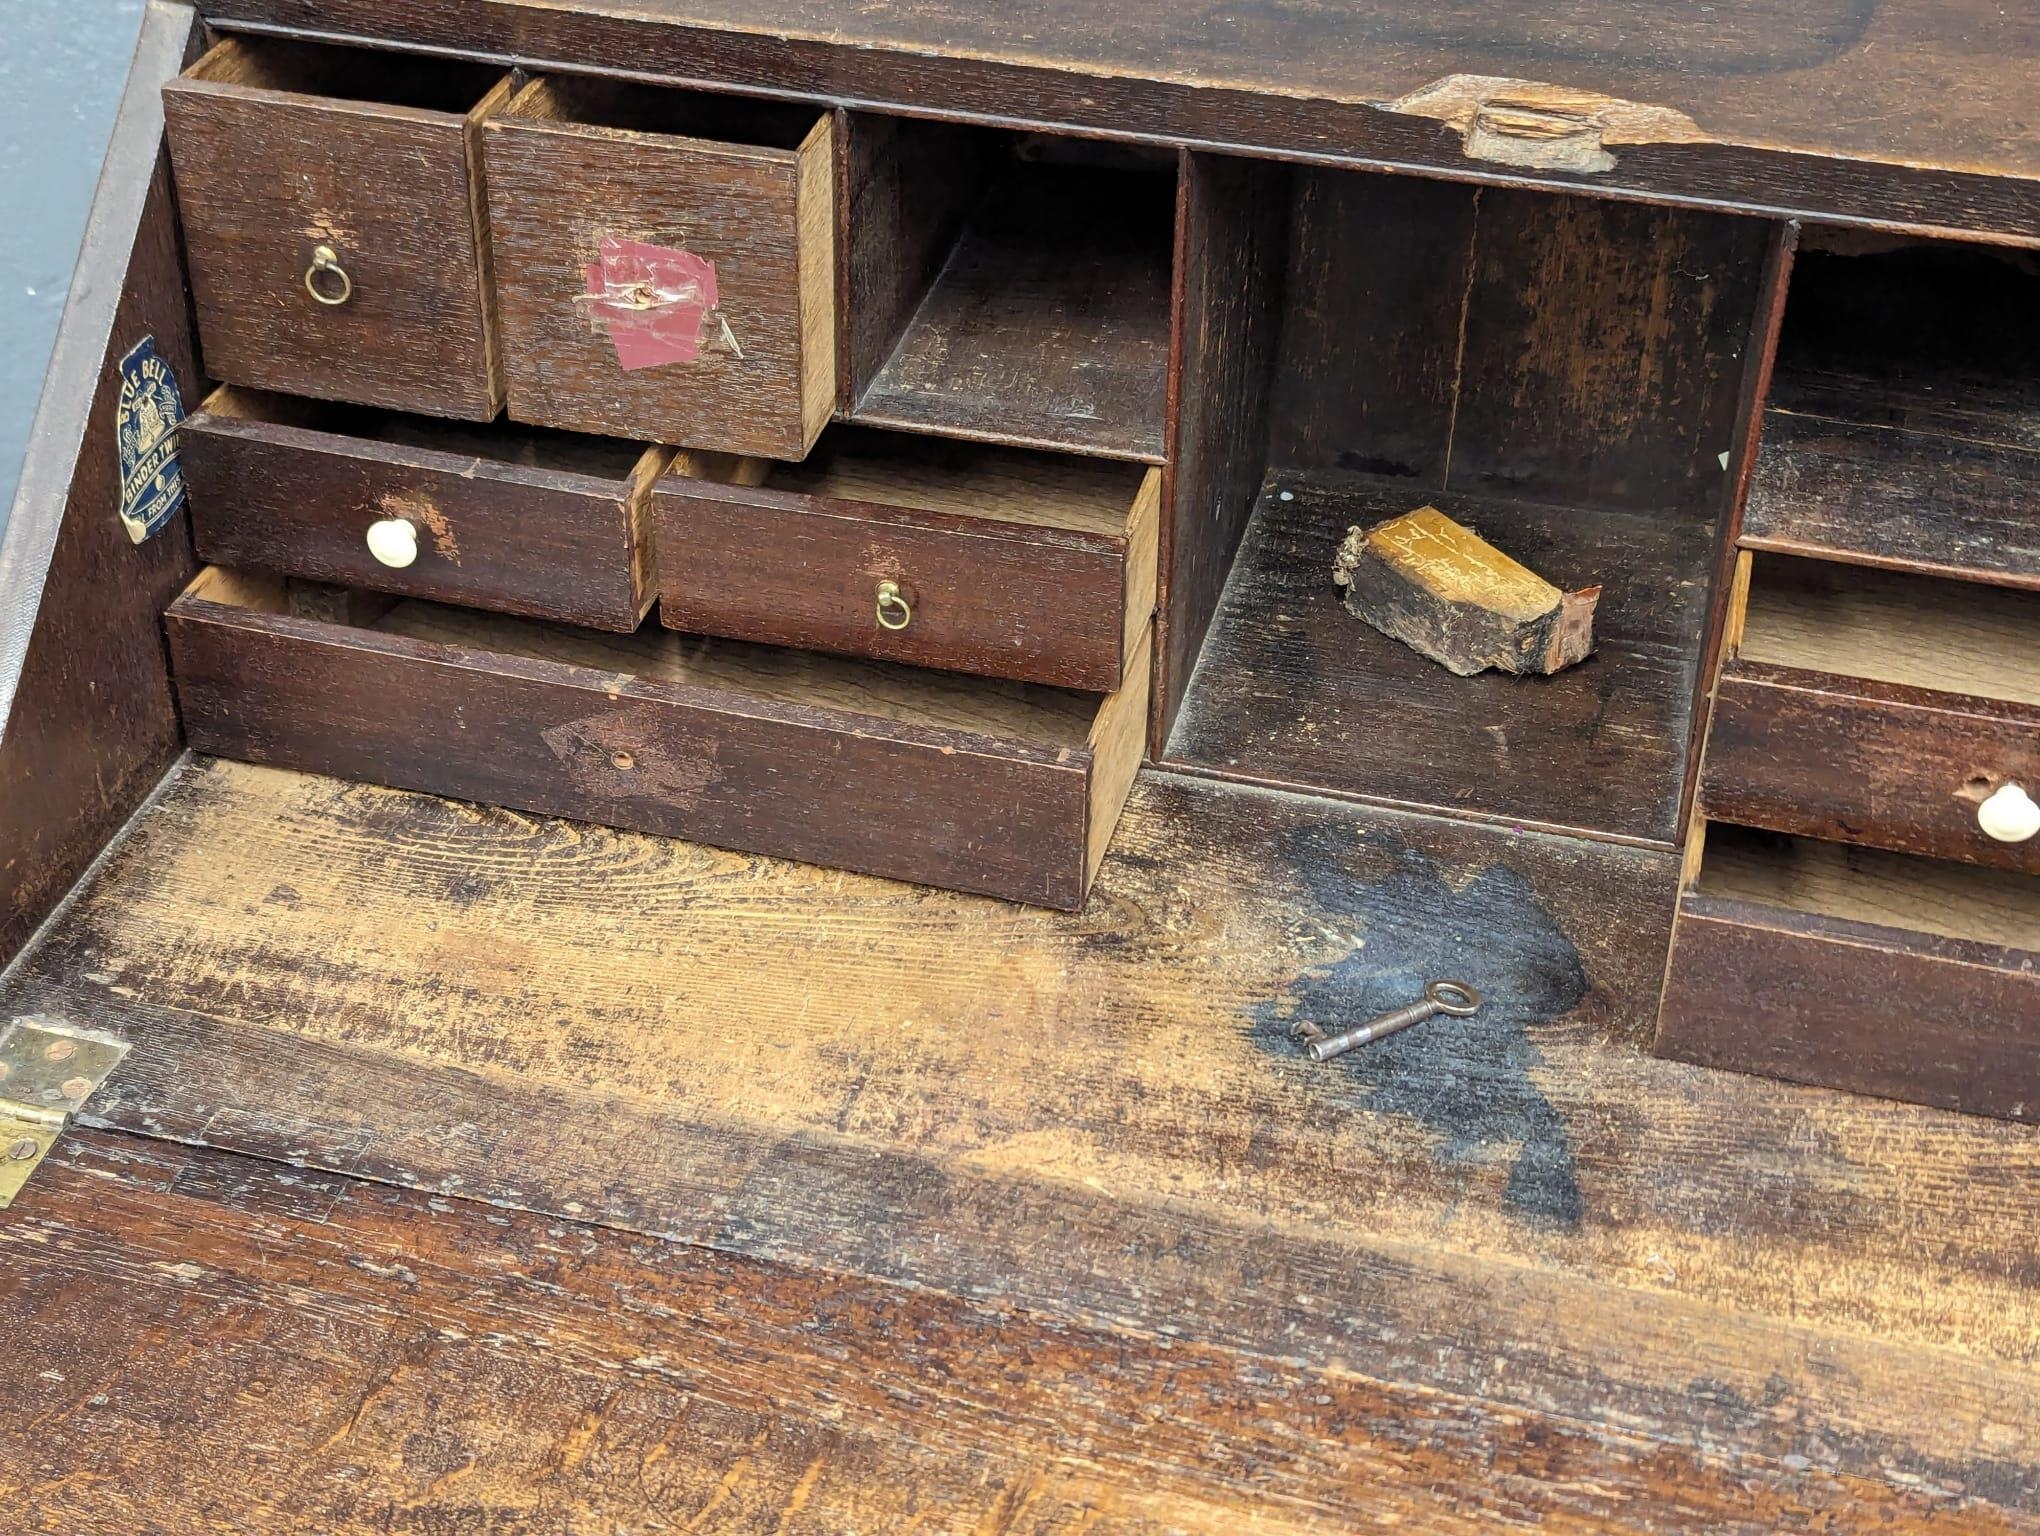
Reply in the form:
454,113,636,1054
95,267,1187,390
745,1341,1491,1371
579,236,719,371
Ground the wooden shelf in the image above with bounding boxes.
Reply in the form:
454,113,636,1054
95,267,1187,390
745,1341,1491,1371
852,162,1174,464
1164,473,1716,843
1745,239,2040,588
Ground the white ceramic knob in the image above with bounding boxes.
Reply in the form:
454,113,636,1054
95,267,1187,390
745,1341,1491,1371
1977,782,2040,844
365,517,419,569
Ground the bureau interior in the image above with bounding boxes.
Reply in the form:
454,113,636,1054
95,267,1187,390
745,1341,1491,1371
1695,824,2040,952
841,114,1178,462
1740,555,2040,707
1163,165,1778,845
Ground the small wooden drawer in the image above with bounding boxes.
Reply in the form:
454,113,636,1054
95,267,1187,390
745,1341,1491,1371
654,431,1161,690
1704,556,2040,872
163,38,512,420
180,388,665,632
166,570,1150,910
481,78,836,460
1657,825,2040,1121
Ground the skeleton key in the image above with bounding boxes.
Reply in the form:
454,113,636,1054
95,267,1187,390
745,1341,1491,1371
1293,980,1483,1063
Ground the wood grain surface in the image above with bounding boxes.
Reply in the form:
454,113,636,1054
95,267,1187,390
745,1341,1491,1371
482,77,836,458
1165,475,1714,843
7,757,2040,1521
855,161,1174,462
1745,409,2040,589
1156,150,1289,749
181,387,665,631
655,435,1157,689
1269,174,1769,520
1662,826,2040,1121
163,37,508,419
0,0,201,968
203,0,2040,241
1705,662,2040,873
9,1128,2036,1534
165,571,1136,908
1740,556,2040,708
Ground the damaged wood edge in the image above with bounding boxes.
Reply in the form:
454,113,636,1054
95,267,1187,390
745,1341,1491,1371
1385,75,1712,175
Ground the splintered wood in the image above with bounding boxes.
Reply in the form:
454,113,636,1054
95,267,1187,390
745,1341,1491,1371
1333,506,1600,676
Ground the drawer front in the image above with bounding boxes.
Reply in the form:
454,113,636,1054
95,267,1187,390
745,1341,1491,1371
482,89,836,459
164,55,506,420
656,485,1146,691
180,411,661,633
1658,895,2040,1121
1705,661,2040,873
166,575,1150,910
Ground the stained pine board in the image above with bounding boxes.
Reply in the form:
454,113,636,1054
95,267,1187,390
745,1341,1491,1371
4,757,2040,1510
9,1131,2033,1533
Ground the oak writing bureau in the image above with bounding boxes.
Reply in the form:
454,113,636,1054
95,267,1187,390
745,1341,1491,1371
0,2,2035,1528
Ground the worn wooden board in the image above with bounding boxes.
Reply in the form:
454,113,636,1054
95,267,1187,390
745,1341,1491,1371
8,1130,2035,1534
1269,176,1770,521
1156,149,1289,749
163,37,509,419
205,0,2040,242
1745,408,2040,590
0,1,201,970
7,758,2040,1514
855,162,1174,463
180,389,666,632
1165,475,1713,843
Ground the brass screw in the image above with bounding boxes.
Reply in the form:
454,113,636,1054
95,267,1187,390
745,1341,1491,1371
60,1077,93,1103
6,1137,39,1162
43,1039,76,1062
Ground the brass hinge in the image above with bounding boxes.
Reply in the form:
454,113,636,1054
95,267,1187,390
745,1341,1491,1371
0,1018,130,1208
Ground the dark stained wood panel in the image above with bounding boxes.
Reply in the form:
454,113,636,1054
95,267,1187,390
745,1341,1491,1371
1265,168,1475,484
1744,409,2040,588
1156,150,1289,748
1704,662,2040,873
1447,191,1770,516
180,389,666,631
11,1130,2036,1534
0,1,202,968
854,162,1174,462
9,756,2040,1519
1270,177,1772,520
1164,475,1715,843
204,0,2040,242
165,572,1144,909
162,37,509,419
1661,829,2040,1121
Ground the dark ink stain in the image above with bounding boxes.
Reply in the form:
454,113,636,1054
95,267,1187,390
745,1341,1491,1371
1251,827,1589,1228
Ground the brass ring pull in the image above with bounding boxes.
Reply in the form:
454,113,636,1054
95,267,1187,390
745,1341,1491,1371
305,245,353,307
875,580,912,631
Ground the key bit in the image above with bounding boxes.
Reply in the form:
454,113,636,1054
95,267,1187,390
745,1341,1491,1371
1294,980,1483,1063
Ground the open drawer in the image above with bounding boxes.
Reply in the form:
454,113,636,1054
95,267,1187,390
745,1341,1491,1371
165,570,1148,909
180,387,668,631
654,429,1160,689
163,38,513,420
1657,825,2040,1120
481,77,836,459
1704,554,2040,872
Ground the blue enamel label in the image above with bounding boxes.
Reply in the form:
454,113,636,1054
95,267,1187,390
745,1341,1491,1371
116,336,186,544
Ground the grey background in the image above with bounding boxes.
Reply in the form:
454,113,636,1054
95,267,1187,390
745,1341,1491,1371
1,0,146,534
